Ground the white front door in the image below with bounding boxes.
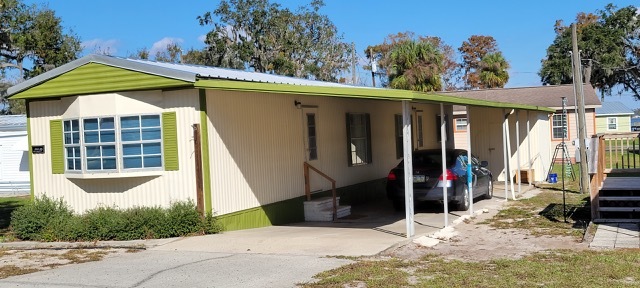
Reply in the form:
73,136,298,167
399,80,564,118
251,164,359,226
302,107,325,192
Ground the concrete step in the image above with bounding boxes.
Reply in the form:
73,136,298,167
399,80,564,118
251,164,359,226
304,205,351,222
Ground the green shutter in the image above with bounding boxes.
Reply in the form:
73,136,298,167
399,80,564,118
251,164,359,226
162,112,179,171
50,120,64,174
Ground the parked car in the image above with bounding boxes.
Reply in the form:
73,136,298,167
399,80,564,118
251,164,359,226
386,149,493,211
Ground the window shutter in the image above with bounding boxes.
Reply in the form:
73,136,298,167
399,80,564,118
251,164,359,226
162,112,179,171
50,120,64,174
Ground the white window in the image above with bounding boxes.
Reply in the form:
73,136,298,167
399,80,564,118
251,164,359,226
607,117,617,130
63,114,162,173
63,119,81,171
306,113,317,160
552,113,567,139
455,118,468,132
347,113,371,166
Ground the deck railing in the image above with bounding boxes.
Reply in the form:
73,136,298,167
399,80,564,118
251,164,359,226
303,162,337,220
603,132,640,170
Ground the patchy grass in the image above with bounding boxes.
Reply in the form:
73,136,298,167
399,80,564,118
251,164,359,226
0,265,40,279
480,189,590,239
58,249,109,264
303,250,640,287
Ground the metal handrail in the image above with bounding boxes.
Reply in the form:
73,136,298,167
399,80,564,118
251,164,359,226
303,162,337,220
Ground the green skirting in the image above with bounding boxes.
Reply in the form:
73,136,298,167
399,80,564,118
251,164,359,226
216,178,386,231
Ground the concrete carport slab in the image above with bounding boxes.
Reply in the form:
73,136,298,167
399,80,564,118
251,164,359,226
152,185,518,257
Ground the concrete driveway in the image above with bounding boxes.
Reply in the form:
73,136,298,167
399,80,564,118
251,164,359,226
0,185,521,288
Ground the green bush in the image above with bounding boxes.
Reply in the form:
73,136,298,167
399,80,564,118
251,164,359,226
10,197,225,242
10,196,74,241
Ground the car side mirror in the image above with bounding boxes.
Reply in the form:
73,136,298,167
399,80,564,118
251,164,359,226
480,161,488,167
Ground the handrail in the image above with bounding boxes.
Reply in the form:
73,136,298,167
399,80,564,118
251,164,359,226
304,162,337,220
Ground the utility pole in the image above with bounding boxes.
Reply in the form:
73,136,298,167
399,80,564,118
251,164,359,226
571,23,590,195
369,48,376,87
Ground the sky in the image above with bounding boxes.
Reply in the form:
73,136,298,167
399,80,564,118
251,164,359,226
21,0,640,109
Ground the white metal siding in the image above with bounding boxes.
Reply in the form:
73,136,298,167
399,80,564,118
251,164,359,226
205,90,453,215
29,90,200,213
0,132,29,192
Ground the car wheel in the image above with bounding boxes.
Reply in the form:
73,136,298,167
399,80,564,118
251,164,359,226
456,186,470,211
484,179,493,199
392,199,405,211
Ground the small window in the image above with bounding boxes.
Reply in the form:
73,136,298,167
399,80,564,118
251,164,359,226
63,119,81,171
394,115,403,159
416,114,424,147
607,117,617,130
455,118,468,132
306,113,318,160
552,113,567,139
346,113,372,166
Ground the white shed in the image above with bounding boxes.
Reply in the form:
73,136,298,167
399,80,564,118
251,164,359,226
0,115,30,195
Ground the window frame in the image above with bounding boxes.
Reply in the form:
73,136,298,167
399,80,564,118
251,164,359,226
62,113,164,174
551,113,568,140
346,113,372,166
607,117,618,131
454,118,468,133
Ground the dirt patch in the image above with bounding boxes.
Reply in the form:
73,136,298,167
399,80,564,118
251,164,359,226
0,248,131,279
382,189,590,261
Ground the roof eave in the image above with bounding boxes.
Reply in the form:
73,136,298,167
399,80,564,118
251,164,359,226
7,55,198,97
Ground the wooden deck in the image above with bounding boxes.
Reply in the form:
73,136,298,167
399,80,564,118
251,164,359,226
600,177,640,191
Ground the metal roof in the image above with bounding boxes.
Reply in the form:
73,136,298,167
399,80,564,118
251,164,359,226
6,54,553,113
446,84,601,111
0,115,27,130
595,101,635,116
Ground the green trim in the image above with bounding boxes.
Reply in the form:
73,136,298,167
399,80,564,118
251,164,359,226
162,112,179,171
49,120,64,174
199,89,212,213
195,79,556,113
216,197,305,231
26,101,34,198
11,63,191,99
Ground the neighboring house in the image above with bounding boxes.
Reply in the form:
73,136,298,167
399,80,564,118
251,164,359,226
632,116,640,131
595,101,634,133
0,115,30,195
445,85,601,162
6,55,553,231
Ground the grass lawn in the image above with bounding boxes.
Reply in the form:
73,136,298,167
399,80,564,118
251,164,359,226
302,186,640,287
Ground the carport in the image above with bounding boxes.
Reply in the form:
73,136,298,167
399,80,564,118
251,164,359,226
199,80,554,237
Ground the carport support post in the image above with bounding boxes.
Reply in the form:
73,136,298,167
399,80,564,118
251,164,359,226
516,110,521,195
505,110,516,200
466,105,473,215
527,111,532,186
402,100,415,238
502,109,509,201
440,104,449,227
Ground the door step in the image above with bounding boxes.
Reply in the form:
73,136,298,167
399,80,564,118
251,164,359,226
304,197,351,221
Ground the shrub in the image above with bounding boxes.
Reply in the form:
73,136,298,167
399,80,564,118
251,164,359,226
164,201,202,237
10,196,74,241
10,197,225,242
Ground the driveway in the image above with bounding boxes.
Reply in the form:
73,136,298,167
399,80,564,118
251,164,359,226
0,185,518,288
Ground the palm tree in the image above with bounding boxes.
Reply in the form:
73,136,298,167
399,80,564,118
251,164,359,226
478,52,510,88
388,40,443,92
